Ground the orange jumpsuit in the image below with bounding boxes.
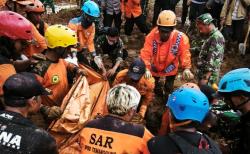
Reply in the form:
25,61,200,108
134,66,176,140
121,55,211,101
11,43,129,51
121,0,142,18
24,22,47,57
80,115,153,154
113,69,155,117
68,17,95,52
140,27,191,77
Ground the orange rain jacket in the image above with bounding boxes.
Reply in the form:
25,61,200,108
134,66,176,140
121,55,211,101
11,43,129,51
79,115,153,154
121,0,142,18
33,59,75,107
24,23,47,57
68,17,95,52
140,27,191,77
0,60,16,96
113,69,155,117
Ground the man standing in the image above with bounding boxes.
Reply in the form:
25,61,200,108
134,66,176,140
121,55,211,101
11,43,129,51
121,0,149,41
220,0,250,52
0,72,58,154
140,10,193,98
79,84,153,154
196,13,225,87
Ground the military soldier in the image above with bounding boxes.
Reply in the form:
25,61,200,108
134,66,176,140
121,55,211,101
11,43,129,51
196,13,225,87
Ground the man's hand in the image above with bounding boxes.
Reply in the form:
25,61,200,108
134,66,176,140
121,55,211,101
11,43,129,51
130,113,144,124
106,68,116,77
182,69,194,80
40,106,62,120
94,56,104,69
220,17,225,28
144,69,152,79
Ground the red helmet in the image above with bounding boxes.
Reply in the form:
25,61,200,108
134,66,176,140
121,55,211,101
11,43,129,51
25,0,45,13
0,11,32,40
181,82,200,90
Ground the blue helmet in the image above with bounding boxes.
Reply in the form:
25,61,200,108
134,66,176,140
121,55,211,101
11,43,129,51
218,68,250,93
167,87,209,123
81,0,100,18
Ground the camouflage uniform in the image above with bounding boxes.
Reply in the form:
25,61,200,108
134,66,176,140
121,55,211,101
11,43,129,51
197,28,225,85
95,35,126,65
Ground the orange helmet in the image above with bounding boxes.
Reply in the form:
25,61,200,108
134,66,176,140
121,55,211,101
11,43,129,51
157,10,177,27
25,0,44,12
180,83,200,90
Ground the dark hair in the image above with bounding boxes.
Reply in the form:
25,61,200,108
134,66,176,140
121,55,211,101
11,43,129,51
0,36,15,59
107,27,119,37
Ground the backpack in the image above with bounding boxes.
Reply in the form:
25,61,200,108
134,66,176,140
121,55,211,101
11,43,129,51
168,133,222,154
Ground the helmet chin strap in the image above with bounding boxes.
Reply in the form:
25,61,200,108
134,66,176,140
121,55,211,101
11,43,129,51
235,98,250,109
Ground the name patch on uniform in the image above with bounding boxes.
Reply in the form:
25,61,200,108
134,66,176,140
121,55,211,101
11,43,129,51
51,75,59,84
85,133,116,154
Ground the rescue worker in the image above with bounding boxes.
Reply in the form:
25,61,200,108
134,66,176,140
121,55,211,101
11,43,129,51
25,0,48,36
24,0,49,57
113,58,155,120
68,0,105,74
79,84,153,154
30,25,87,107
218,68,250,154
196,13,225,87
121,0,150,41
0,11,33,109
95,27,127,78
6,0,48,58
147,87,222,154
158,83,200,135
0,72,58,153
140,10,193,98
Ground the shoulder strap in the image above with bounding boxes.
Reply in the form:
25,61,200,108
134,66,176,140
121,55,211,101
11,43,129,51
168,133,195,154
202,134,222,154
171,32,182,56
30,60,52,77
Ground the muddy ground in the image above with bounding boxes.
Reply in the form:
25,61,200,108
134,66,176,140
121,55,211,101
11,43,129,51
41,1,250,153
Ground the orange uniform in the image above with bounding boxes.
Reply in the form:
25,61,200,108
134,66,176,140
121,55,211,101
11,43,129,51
140,28,191,77
113,69,155,116
32,59,71,107
80,115,153,154
121,0,142,18
68,17,95,52
0,58,16,96
24,22,47,57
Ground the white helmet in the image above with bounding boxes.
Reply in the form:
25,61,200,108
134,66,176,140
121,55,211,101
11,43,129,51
107,84,141,116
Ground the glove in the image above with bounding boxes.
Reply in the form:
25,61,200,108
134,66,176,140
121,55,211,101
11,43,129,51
40,106,62,120
94,55,104,69
144,69,152,79
130,113,145,124
182,69,194,80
